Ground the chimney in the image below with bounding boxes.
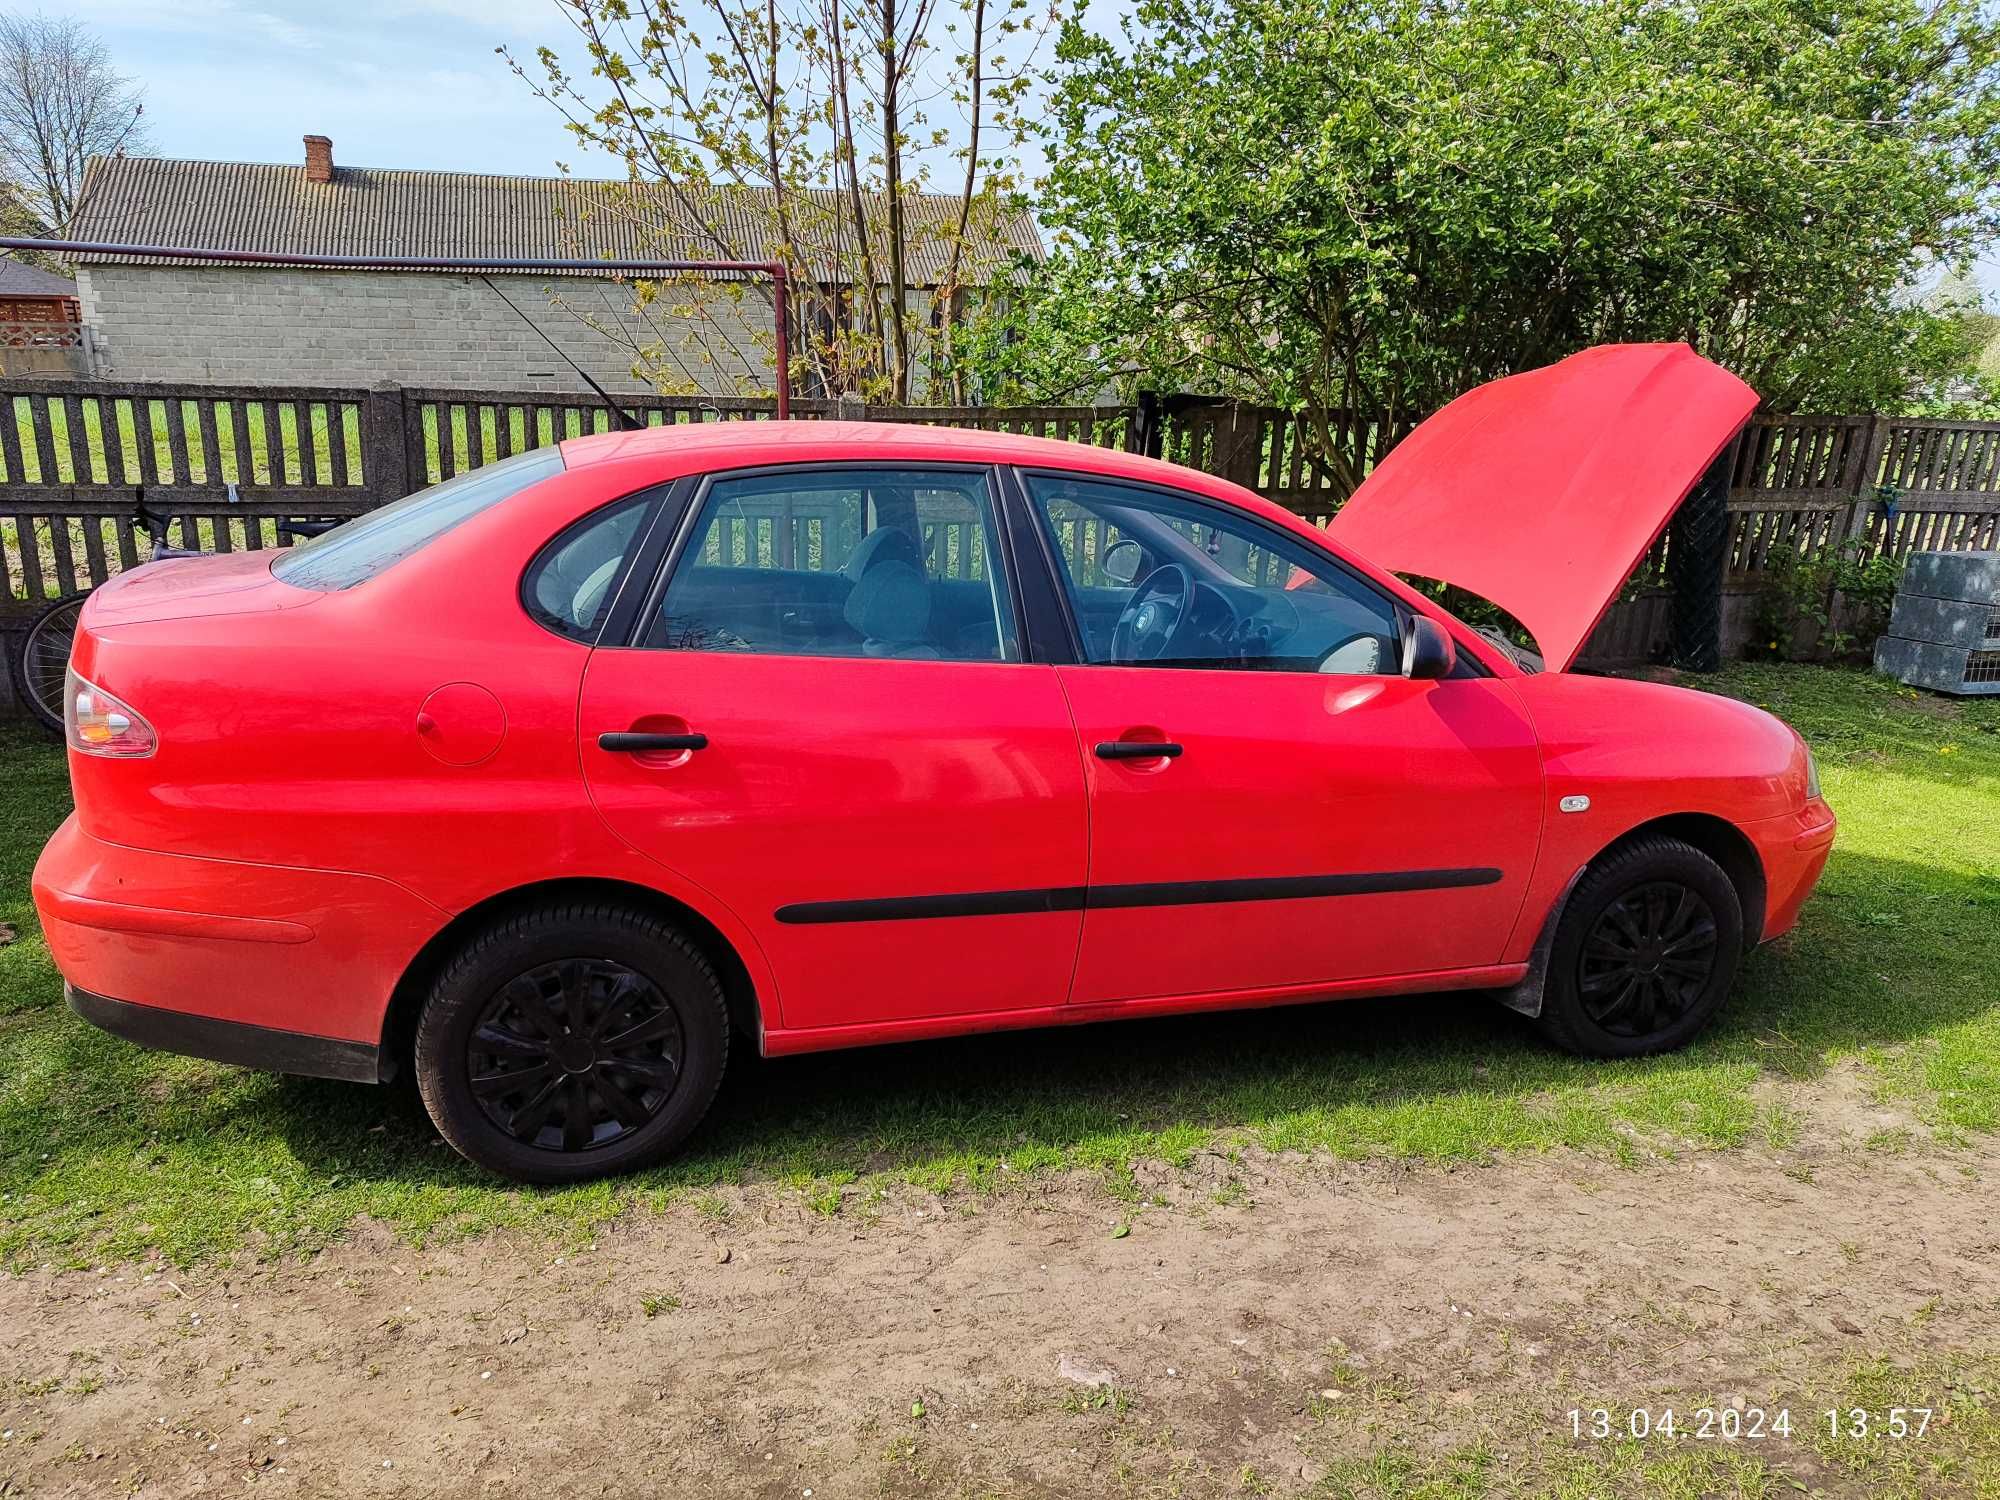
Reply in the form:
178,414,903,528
303,134,333,184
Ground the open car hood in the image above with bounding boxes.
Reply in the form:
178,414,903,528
1324,344,1757,671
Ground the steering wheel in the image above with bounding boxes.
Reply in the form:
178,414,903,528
1110,562,1194,662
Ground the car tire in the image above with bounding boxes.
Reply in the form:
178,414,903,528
413,902,729,1184
1535,835,1743,1059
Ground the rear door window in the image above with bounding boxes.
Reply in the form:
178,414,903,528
274,447,564,591
644,467,1019,662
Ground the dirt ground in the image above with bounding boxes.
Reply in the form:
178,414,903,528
3,1116,1997,1499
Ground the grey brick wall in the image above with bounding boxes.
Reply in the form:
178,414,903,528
76,265,774,394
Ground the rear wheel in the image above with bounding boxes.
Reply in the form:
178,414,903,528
413,903,729,1183
13,592,88,735
1535,835,1743,1058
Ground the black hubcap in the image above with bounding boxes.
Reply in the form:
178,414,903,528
1577,881,1719,1038
467,959,684,1153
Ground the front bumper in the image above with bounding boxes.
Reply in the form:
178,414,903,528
68,984,380,1082
1750,797,1837,943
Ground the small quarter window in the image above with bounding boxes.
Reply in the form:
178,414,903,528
523,493,657,642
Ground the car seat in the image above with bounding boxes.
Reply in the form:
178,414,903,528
839,526,938,657
843,559,937,658
841,526,925,580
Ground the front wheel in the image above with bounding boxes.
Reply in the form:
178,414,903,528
1535,835,1743,1058
13,591,89,735
413,903,730,1183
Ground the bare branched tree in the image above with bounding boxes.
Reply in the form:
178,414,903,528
505,0,1056,404
0,12,149,237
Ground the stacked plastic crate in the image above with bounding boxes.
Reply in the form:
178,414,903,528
1874,552,2000,696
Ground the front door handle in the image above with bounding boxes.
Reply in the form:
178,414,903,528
600,731,709,753
1094,740,1182,760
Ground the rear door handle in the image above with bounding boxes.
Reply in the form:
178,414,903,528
1094,741,1182,760
599,731,709,753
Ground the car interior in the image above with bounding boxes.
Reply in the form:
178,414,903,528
1029,482,1405,673
525,494,651,638
529,468,1447,677
648,473,1016,661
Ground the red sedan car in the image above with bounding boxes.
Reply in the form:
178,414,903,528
34,344,1835,1182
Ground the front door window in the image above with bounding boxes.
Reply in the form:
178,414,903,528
1027,474,1401,675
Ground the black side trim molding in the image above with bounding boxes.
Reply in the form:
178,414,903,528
775,868,1502,925
67,985,381,1084
1090,868,1501,908
778,886,1088,925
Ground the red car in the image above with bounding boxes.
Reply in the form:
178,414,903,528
34,344,1835,1182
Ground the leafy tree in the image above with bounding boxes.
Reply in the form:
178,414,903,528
510,0,1059,403
1903,285,2000,417
975,0,2000,493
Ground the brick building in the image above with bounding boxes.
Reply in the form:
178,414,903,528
69,137,1040,395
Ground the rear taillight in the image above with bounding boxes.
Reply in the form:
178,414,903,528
65,669,157,758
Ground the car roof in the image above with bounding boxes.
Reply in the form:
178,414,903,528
559,418,1246,497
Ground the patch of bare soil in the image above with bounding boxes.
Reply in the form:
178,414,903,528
3,1137,1996,1499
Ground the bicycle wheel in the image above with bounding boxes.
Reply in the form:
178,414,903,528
13,591,88,735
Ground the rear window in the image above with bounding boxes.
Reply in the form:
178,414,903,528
273,447,564,591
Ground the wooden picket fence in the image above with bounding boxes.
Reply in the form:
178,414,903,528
4,378,1999,667
1727,413,2000,564
0,383,1144,611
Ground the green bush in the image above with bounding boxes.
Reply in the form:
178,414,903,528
1750,535,1905,663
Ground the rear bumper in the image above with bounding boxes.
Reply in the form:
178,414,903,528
34,814,446,1060
68,984,380,1083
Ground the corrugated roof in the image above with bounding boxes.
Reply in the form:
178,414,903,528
71,157,1041,285
0,259,77,297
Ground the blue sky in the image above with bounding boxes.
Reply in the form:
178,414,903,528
69,0,628,179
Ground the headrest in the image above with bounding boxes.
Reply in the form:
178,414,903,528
843,559,931,644
842,526,923,582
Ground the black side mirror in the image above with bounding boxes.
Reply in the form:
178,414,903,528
1402,615,1455,680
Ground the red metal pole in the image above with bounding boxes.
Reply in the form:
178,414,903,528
0,237,798,420
768,263,790,422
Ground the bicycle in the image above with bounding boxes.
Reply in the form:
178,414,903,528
9,496,335,734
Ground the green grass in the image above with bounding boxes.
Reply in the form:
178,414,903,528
4,391,646,495
1,395,362,603
0,663,1996,1264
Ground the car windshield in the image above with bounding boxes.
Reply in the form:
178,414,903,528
273,447,564,591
